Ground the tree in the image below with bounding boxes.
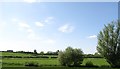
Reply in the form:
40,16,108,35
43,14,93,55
40,51,44,56
97,21,120,67
94,52,101,58
58,47,83,66
34,49,37,54
55,50,59,55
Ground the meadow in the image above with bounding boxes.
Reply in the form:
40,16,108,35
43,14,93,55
2,58,110,67
1,52,109,67
2,67,120,69
1,52,119,69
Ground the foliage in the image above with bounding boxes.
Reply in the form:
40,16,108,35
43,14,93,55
40,51,44,55
34,49,37,54
45,50,59,55
58,47,84,66
25,62,39,67
2,67,120,69
85,61,94,67
97,20,120,67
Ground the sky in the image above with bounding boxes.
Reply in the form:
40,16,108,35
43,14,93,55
0,1,118,54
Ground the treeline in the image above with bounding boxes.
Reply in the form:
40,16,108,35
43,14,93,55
2,55,57,58
1,51,102,58
1,50,60,55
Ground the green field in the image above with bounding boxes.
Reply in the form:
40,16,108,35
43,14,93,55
2,52,34,57
2,67,120,69
1,52,119,69
2,58,59,67
2,58,110,67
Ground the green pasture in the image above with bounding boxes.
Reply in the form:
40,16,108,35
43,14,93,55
1,52,33,57
2,67,120,69
2,58,110,67
2,58,59,67
1,52,111,68
82,58,110,66
1,52,57,58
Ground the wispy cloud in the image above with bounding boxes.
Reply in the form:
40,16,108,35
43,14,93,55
35,16,54,28
18,22,39,40
11,18,40,40
35,22,44,27
44,16,54,24
18,22,30,29
88,35,97,39
11,18,19,22
27,29,34,33
58,24,74,33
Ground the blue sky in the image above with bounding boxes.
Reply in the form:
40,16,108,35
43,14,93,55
0,2,118,54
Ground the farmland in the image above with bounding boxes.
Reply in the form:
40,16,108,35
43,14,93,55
1,52,110,67
1,52,120,69
2,58,110,67
2,67,120,69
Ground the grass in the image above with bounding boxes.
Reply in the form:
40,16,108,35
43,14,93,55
1,52,58,58
82,58,110,66
2,58,59,67
2,58,110,67
2,67,120,69
1,52,33,57
1,52,111,68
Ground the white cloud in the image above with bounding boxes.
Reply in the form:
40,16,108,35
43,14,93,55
11,19,40,40
58,24,74,33
27,29,34,33
88,35,97,39
35,22,44,27
18,22,30,29
44,16,54,24
11,18,19,22
35,16,54,28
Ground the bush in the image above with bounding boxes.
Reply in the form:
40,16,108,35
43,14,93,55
85,61,94,67
58,47,84,66
25,62,39,67
51,56,58,58
100,65,110,68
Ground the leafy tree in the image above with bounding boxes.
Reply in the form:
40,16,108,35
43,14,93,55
94,52,102,58
34,49,37,54
58,47,83,66
40,51,44,56
55,50,60,55
97,21,120,67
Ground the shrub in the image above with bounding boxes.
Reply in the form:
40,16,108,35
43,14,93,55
25,62,39,67
85,61,94,67
100,65,110,68
58,47,84,66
